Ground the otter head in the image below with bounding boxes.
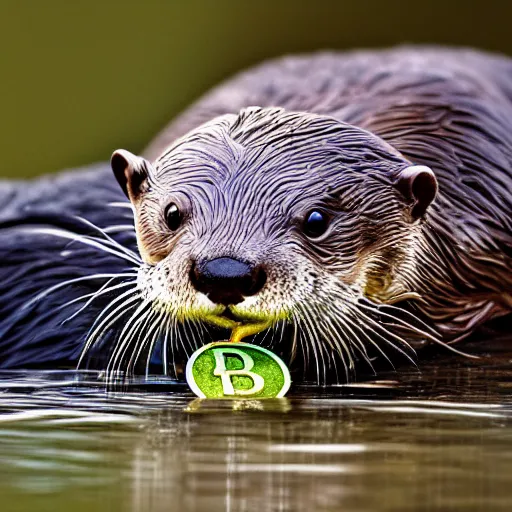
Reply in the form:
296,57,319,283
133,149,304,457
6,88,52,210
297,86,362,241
111,107,437,380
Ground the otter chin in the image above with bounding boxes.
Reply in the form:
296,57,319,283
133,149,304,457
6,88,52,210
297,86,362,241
1,47,511,383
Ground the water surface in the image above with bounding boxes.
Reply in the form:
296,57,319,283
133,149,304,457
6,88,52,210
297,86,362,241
1,336,511,512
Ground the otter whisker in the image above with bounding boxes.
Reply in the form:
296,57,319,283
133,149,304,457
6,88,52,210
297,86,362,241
161,314,171,376
320,327,341,383
130,307,166,377
71,215,141,263
196,320,211,345
335,317,372,372
180,322,193,358
304,303,346,382
277,319,288,353
78,289,141,367
293,306,320,383
289,320,299,364
291,311,310,377
62,233,141,265
153,316,176,375
276,320,287,349
296,303,328,384
21,272,136,312
128,308,160,375
182,321,200,356
260,326,275,350
342,313,393,372
317,300,357,363
359,299,480,359
303,312,325,384
107,303,153,380
164,314,183,378
81,286,139,344
358,297,440,338
258,322,275,349
114,304,153,370
323,317,354,381
145,318,166,378
106,202,136,222
317,313,354,379
388,323,480,359
264,322,278,352
103,225,137,234
79,303,140,371
265,319,290,366
170,318,181,379
147,311,177,378
345,303,418,366
78,299,139,372
174,320,192,362
188,321,205,352
107,201,134,209
17,227,141,265
321,293,389,374
307,312,332,384
59,279,137,324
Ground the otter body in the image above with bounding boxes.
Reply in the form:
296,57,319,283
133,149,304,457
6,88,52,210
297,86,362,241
1,47,511,381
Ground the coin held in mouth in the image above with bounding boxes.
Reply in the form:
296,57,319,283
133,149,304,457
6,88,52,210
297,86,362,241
185,341,292,399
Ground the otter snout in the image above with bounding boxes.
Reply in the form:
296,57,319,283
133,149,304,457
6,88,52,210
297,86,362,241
190,257,267,305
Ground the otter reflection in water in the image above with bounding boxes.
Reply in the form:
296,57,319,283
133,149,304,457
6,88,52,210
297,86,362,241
0,47,511,383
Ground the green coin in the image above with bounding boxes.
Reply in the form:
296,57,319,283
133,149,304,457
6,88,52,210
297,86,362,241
185,341,291,399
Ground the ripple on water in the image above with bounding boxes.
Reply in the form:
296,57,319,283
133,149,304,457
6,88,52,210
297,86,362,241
0,338,512,512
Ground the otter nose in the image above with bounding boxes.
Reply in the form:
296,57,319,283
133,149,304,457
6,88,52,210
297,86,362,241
191,257,266,305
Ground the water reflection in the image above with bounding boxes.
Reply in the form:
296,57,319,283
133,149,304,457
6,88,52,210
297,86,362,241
0,337,511,512
129,397,511,512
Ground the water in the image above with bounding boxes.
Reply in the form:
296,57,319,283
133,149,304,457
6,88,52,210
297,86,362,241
1,336,511,512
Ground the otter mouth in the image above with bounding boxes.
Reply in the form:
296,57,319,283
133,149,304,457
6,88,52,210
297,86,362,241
204,306,273,343
219,307,239,322
210,305,257,325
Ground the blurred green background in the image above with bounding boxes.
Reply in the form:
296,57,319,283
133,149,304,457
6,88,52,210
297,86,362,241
1,0,511,178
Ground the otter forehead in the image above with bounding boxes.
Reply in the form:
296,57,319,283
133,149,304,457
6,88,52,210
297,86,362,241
153,108,405,184
153,149,334,223
150,107,406,215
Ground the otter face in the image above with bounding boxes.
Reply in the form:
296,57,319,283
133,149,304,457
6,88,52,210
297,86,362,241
110,107,438,381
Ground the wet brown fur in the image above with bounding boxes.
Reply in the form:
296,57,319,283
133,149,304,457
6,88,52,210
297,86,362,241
139,47,512,346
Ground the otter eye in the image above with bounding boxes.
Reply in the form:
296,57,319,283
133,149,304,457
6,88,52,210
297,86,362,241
165,203,182,231
303,210,329,238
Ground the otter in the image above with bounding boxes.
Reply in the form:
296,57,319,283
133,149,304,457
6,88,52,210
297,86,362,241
0,46,511,383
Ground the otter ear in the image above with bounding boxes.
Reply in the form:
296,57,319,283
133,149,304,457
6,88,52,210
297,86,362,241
111,149,152,200
395,165,438,220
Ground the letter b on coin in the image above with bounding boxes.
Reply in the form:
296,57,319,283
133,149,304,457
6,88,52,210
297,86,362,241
186,342,291,398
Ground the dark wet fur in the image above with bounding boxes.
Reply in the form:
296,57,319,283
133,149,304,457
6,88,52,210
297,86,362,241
0,166,136,368
1,47,511,379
